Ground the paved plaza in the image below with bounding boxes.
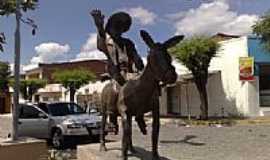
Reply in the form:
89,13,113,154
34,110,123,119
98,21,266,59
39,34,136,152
93,122,270,160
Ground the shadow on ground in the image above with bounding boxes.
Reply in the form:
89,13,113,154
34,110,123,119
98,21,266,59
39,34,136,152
106,146,172,160
160,135,205,146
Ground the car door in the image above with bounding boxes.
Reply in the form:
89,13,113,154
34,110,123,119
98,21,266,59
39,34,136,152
18,104,50,139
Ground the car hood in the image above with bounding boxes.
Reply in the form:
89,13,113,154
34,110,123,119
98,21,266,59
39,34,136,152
53,113,101,124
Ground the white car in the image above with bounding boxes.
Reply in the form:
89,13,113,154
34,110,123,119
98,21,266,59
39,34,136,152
18,102,102,148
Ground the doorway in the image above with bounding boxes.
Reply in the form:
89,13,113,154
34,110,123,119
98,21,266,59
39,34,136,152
259,64,270,107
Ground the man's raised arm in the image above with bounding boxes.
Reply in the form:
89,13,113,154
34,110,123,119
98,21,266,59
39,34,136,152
90,9,108,55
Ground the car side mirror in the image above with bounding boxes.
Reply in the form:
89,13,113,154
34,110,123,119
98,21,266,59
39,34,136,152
38,112,48,119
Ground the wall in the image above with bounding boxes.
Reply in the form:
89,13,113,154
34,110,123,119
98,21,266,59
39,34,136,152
163,37,262,117
0,138,47,160
210,37,261,117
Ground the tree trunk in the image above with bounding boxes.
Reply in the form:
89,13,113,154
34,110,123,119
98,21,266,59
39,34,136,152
12,0,21,141
70,87,75,102
198,84,208,120
194,75,208,120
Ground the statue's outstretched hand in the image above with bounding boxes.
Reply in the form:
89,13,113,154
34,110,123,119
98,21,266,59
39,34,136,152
90,9,105,28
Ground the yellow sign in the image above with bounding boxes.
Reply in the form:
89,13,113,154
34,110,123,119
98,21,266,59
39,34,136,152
239,57,254,81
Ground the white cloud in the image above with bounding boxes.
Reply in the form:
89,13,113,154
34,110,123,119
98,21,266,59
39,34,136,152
171,1,258,36
122,7,157,25
75,33,106,60
30,42,71,64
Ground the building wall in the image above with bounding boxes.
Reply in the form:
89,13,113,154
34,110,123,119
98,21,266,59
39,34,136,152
162,37,262,117
24,60,107,103
39,60,107,83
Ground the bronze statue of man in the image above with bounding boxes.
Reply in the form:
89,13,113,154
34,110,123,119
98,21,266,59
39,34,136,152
90,9,147,135
90,9,144,86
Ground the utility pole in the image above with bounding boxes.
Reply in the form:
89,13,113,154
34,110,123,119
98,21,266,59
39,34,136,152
12,0,21,141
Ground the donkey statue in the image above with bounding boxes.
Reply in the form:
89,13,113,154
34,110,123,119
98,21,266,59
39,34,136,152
100,30,184,160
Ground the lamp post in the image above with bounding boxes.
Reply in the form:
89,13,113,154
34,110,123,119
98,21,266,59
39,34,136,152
12,0,22,141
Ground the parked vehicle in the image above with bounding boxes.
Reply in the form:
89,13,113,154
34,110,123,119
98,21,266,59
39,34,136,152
18,102,102,148
85,105,100,115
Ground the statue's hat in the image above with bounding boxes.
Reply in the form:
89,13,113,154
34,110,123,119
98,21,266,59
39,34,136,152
105,12,132,34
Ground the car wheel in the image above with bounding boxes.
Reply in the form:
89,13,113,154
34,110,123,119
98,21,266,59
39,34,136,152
52,129,64,149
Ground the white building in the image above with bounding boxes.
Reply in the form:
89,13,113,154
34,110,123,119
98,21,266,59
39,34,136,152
160,35,270,118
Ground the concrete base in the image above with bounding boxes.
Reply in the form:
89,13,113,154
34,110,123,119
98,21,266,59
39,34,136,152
78,141,170,160
0,137,47,160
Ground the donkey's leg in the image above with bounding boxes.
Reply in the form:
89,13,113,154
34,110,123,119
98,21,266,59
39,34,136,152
110,113,119,135
100,108,107,152
152,100,160,160
121,113,129,160
135,115,147,135
127,116,136,153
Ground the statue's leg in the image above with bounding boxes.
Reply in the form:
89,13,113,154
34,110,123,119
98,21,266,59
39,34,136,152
152,100,160,160
108,62,126,86
127,116,136,153
100,107,107,151
121,113,129,160
135,115,147,135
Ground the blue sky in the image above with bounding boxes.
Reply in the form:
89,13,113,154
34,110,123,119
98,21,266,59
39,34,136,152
0,0,270,70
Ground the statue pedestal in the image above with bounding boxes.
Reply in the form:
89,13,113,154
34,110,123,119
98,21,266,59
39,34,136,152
77,141,155,160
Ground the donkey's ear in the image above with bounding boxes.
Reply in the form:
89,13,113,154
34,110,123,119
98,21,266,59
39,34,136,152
163,35,184,49
140,30,155,48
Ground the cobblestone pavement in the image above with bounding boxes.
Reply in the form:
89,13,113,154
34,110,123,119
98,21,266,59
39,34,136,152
104,123,270,160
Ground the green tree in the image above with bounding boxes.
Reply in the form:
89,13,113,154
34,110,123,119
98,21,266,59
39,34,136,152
169,36,220,120
0,61,11,92
253,12,270,51
53,69,96,102
9,78,46,101
0,0,38,52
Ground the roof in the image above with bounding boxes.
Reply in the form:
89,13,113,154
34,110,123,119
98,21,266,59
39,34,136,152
38,59,107,68
212,33,241,42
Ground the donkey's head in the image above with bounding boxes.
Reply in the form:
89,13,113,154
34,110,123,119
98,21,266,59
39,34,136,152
140,30,184,84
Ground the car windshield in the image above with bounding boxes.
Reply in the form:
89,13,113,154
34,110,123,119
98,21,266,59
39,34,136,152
48,103,85,116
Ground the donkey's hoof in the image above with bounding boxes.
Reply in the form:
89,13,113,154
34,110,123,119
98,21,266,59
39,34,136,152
129,147,137,154
99,145,107,152
152,153,160,160
120,155,128,160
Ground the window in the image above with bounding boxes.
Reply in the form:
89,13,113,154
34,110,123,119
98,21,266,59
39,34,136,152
19,105,40,119
37,103,49,113
42,97,49,102
85,89,89,94
48,103,85,116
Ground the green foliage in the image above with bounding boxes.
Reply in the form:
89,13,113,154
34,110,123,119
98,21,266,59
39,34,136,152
169,36,220,76
253,12,270,51
0,0,38,16
0,61,11,91
0,0,38,52
53,69,96,90
9,78,46,100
